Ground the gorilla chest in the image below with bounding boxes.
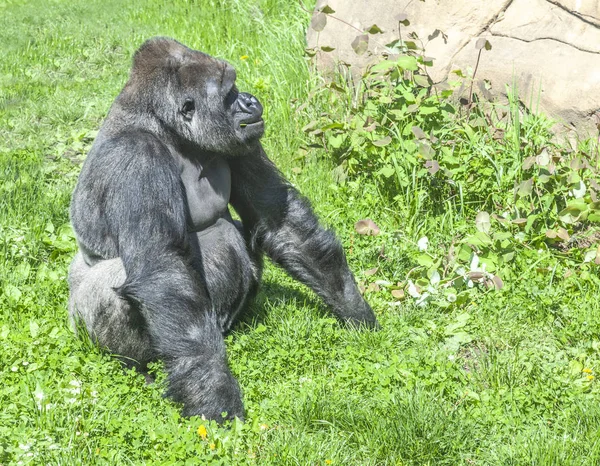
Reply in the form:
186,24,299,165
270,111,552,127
179,157,231,231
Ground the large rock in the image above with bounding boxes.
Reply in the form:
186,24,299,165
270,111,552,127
307,0,600,136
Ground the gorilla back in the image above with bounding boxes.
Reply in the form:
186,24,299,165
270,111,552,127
69,37,378,422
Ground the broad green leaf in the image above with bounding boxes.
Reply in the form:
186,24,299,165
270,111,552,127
517,178,533,197
558,201,588,224
365,24,384,34
464,231,492,246
419,104,438,115
413,75,430,87
3,284,21,304
371,60,399,73
475,211,491,233
379,165,395,178
569,360,583,376
396,55,418,71
416,253,434,267
372,136,392,147
30,320,40,338
536,148,550,166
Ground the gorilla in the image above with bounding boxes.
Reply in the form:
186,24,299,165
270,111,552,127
68,37,378,422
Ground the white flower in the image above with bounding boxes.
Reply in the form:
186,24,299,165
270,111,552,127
415,293,430,306
570,180,586,199
68,379,81,395
407,280,421,298
470,253,479,271
417,236,429,251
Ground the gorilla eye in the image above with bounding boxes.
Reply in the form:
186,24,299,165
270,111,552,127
181,99,195,119
224,87,238,108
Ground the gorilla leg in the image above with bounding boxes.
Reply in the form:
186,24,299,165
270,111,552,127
68,252,155,369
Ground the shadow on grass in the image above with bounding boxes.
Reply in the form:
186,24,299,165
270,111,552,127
232,279,326,332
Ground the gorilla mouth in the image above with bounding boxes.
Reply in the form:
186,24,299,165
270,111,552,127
239,116,263,128
235,92,263,128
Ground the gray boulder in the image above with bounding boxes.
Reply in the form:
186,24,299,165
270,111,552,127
307,0,600,136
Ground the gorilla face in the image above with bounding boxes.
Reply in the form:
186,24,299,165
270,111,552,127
175,59,264,153
126,38,264,155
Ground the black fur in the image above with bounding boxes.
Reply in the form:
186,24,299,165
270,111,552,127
68,37,378,423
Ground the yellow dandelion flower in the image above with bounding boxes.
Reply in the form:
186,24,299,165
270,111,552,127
259,423,269,430
197,425,207,439
209,443,216,450
325,460,333,465
587,375,595,381
240,55,249,61
582,368,593,374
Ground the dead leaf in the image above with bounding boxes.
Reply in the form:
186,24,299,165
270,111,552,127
311,13,327,32
469,271,484,281
425,160,439,175
391,289,405,299
364,267,379,276
491,275,504,290
367,283,381,293
556,227,570,242
411,126,427,139
355,219,381,236
351,34,369,55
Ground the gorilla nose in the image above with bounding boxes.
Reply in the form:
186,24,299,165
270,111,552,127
238,92,263,121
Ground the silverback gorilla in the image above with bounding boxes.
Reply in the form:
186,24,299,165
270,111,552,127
68,37,378,422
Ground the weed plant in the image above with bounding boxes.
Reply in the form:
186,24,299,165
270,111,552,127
1,1,599,465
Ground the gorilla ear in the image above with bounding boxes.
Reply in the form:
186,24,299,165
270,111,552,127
181,98,195,120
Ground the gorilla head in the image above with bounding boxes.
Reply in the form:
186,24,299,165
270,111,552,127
123,38,264,154
69,37,378,423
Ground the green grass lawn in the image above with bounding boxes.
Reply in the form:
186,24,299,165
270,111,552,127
1,0,600,464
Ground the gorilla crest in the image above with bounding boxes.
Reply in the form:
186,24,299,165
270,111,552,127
69,37,378,422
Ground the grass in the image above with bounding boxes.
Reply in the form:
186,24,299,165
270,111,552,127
1,0,600,464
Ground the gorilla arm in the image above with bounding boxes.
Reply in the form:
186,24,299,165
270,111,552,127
230,149,378,328
87,133,244,421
